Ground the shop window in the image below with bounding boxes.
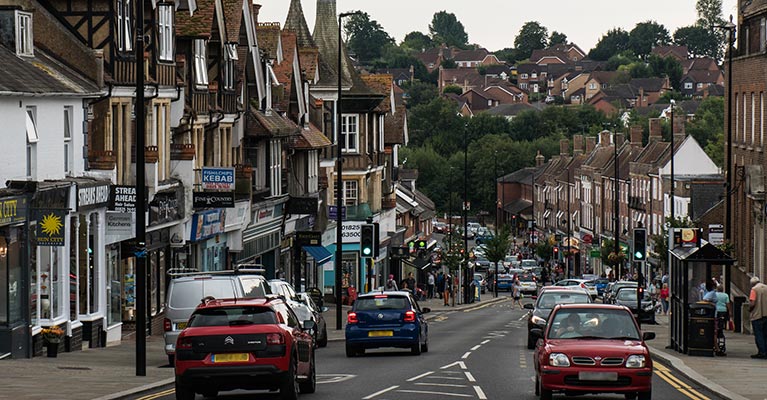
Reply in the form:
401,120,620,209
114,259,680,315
106,244,121,326
38,247,61,320
78,214,99,315
69,216,78,321
0,235,8,324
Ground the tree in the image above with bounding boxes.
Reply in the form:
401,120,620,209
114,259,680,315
650,216,694,272
343,12,394,65
687,96,724,156
407,97,463,155
648,55,683,91
514,21,549,60
483,226,512,296
695,0,726,61
401,31,433,52
401,81,438,109
628,21,671,58
589,28,630,61
494,47,521,64
535,240,553,263
443,85,463,95
549,31,568,46
599,239,626,271
674,25,719,59
429,11,469,48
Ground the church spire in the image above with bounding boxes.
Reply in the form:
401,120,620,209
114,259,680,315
284,0,316,48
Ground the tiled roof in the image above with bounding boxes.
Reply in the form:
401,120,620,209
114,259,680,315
500,167,537,183
360,74,393,113
384,105,407,145
0,45,99,94
291,123,332,149
687,57,719,71
529,49,567,64
245,107,300,137
273,31,297,112
257,22,282,60
684,69,723,84
694,84,725,97
589,71,617,84
602,84,637,99
223,0,242,43
629,77,666,92
742,0,767,17
484,103,536,116
176,0,215,38
651,45,688,60
453,48,489,61
284,0,316,48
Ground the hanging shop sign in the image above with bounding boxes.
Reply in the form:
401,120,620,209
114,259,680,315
35,209,66,246
108,185,148,213
0,196,27,226
190,209,226,242
150,187,183,226
76,182,110,212
193,191,235,208
201,167,235,191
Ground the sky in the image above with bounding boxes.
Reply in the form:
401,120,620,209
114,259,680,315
258,0,738,53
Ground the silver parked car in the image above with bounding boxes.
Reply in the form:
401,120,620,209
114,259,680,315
163,268,270,366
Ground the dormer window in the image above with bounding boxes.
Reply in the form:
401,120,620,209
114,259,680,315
223,43,238,91
16,11,33,56
157,4,174,62
194,39,209,88
116,0,133,52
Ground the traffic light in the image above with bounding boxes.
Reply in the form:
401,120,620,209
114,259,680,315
553,247,559,258
633,228,647,262
360,224,375,258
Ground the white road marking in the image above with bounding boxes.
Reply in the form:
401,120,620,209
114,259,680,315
415,383,469,388
440,371,463,374
465,371,476,382
470,345,481,351
362,385,398,399
474,385,488,400
461,351,471,359
441,361,467,369
426,376,466,380
396,389,473,397
518,315,528,321
316,374,357,384
407,371,434,382
481,339,490,345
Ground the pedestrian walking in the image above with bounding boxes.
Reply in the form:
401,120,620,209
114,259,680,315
511,279,523,309
427,272,435,299
385,274,398,291
444,274,453,306
436,272,445,299
406,272,416,297
748,276,767,359
660,283,670,315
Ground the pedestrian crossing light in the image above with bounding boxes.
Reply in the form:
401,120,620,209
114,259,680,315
633,228,647,261
360,224,375,258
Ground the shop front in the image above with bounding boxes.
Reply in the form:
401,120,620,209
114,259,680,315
239,201,286,278
190,209,228,271
0,193,29,358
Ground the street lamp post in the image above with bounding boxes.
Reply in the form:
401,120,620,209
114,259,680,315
335,10,362,330
134,0,147,377
614,130,620,280
463,118,470,304
670,99,676,223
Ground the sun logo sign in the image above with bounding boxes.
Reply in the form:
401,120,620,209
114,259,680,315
41,212,63,237
37,211,65,246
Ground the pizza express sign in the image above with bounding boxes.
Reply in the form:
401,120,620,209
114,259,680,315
77,182,110,212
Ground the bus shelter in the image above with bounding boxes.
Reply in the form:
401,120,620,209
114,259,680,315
668,239,734,354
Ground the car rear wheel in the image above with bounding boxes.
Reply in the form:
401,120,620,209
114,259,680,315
167,354,175,367
527,334,535,349
421,338,429,353
317,326,328,348
411,335,422,355
201,390,218,399
280,355,299,400
637,390,652,400
299,353,317,394
174,380,195,400
345,343,358,357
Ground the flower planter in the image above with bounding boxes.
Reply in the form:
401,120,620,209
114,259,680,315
46,342,58,358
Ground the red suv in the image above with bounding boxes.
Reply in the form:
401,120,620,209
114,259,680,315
174,297,316,400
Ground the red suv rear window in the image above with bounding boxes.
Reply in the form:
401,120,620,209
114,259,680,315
189,306,278,327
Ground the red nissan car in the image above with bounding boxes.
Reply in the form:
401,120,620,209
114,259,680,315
532,304,655,400
174,297,316,400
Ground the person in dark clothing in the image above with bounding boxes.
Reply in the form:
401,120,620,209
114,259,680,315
406,272,416,296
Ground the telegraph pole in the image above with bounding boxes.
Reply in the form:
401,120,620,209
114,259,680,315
134,0,147,377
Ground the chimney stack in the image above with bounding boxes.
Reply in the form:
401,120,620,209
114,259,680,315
649,118,662,143
573,134,584,155
560,138,570,156
585,136,597,153
630,125,643,145
535,150,545,167
673,115,686,143
599,130,612,146
615,132,625,147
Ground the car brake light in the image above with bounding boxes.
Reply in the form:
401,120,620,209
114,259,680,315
163,318,172,332
266,333,284,345
177,337,192,350
404,310,416,322
374,295,388,299
580,283,586,289
347,312,359,324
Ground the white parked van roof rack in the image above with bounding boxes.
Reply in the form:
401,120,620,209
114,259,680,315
167,265,266,278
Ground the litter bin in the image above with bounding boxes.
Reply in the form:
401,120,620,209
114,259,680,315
733,296,747,333
688,301,716,357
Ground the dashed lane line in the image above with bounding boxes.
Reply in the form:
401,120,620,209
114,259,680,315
470,344,481,351
407,371,434,382
473,385,488,400
441,361,467,369
395,389,473,397
461,351,471,359
414,383,469,388
464,371,476,382
362,385,399,399
481,339,490,345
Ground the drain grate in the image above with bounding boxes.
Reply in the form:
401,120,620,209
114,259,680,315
57,366,92,371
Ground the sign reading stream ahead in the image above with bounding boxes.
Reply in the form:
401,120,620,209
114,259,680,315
202,167,235,191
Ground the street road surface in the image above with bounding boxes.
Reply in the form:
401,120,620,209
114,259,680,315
128,299,724,400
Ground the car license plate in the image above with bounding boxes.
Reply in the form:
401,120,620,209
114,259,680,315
176,322,187,330
212,353,249,363
578,372,618,381
368,330,393,337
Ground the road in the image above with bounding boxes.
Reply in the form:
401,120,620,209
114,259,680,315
125,298,724,400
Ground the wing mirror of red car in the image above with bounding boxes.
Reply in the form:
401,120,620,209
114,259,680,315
523,303,534,310
530,328,544,341
422,307,431,314
642,331,655,341
303,320,316,332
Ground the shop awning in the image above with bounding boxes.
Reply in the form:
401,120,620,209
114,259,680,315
403,257,433,270
304,245,332,265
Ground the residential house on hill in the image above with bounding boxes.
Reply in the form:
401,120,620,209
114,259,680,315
652,45,688,61
584,71,618,100
680,69,724,97
452,48,501,67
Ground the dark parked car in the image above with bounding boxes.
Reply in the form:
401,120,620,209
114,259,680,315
604,281,638,304
297,292,328,347
345,291,430,356
613,287,656,324
524,289,592,349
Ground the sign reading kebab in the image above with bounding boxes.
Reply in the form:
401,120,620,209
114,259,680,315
202,167,235,191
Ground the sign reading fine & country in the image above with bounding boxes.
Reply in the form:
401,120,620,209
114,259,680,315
36,209,66,246
201,167,235,191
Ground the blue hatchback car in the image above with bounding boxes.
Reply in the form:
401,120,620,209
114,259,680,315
345,291,430,356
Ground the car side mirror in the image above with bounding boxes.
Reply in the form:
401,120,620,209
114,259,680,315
523,303,534,310
303,320,316,331
422,307,431,314
530,328,544,341
321,306,329,313
642,331,655,341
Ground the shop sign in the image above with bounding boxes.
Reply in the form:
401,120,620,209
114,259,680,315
190,209,226,242
341,221,363,244
35,209,66,246
193,191,235,208
287,197,318,215
295,231,322,247
254,206,275,223
106,212,134,244
108,185,148,213
77,182,110,212
0,196,26,226
708,224,724,246
150,188,183,226
201,167,235,191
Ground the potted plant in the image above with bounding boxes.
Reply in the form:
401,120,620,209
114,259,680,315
41,325,64,357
